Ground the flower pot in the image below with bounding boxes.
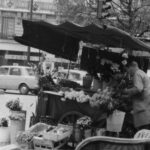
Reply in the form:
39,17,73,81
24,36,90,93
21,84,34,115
10,120,26,144
107,110,125,133
10,111,26,144
0,127,10,146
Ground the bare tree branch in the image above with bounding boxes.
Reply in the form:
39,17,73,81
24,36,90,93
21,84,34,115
138,25,150,37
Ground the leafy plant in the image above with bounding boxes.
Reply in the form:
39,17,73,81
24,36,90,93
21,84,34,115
0,118,8,127
16,131,36,144
6,98,22,111
89,88,119,114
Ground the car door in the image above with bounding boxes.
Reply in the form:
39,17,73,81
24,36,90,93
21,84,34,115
0,67,9,89
7,67,22,90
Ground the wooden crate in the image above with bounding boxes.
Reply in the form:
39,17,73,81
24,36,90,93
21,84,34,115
33,136,67,150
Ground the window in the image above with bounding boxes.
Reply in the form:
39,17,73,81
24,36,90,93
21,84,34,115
1,17,15,39
26,68,35,76
69,73,81,81
0,68,9,75
10,68,21,76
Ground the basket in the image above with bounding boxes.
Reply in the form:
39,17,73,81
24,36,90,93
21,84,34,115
106,110,125,132
43,124,73,142
33,136,67,150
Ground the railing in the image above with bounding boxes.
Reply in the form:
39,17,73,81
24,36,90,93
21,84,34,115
0,0,56,13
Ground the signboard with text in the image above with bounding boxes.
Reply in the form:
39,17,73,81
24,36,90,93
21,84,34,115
5,54,39,62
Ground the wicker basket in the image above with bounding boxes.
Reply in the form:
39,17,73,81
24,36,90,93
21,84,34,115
33,136,67,150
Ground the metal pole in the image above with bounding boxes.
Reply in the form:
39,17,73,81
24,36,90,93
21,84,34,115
27,0,34,63
67,60,71,79
97,0,103,19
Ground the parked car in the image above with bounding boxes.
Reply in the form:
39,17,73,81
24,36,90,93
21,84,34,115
0,66,39,94
53,69,87,86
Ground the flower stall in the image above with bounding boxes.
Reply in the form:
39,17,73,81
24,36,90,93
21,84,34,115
11,19,150,149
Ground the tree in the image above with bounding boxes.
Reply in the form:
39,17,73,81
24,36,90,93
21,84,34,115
56,0,150,37
111,0,150,36
55,0,98,25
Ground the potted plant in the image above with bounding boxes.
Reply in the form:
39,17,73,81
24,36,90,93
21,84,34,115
0,118,10,145
76,116,92,140
6,98,26,144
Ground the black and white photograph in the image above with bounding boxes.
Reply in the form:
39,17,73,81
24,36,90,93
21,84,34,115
0,0,150,149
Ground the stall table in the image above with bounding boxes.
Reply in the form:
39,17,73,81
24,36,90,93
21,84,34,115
36,91,107,125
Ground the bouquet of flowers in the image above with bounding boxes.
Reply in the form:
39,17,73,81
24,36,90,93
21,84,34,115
16,131,37,149
6,98,26,121
90,88,119,113
6,98,22,111
16,131,36,144
76,116,92,129
0,118,8,127
61,89,91,103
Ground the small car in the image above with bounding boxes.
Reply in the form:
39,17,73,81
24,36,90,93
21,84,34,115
53,69,87,86
0,66,39,94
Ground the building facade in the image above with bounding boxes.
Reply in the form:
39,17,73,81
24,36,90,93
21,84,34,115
0,0,57,66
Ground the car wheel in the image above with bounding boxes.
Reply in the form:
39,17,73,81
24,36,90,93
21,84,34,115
19,84,29,95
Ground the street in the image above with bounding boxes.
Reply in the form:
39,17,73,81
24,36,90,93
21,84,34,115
0,90,38,130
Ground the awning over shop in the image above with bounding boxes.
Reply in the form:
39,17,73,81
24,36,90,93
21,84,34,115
15,20,150,61
0,39,40,53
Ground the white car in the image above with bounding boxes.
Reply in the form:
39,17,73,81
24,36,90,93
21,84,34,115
0,66,39,94
53,69,87,86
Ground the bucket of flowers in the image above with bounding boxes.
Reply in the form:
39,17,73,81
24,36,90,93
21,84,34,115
6,98,26,144
6,98,26,119
89,87,125,133
0,118,10,145
76,116,92,139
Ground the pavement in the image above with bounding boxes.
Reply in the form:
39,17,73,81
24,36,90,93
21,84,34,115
0,90,38,130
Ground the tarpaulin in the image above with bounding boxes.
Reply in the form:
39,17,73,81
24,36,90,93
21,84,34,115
15,20,80,61
15,20,150,61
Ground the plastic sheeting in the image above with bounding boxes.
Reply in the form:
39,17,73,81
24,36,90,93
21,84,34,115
15,20,150,61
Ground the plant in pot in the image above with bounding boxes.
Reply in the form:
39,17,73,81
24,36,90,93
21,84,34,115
6,98,26,144
0,118,10,145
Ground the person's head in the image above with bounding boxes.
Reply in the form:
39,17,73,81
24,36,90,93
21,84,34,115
128,61,139,76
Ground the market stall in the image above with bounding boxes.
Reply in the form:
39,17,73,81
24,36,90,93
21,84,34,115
13,20,150,149
36,91,106,125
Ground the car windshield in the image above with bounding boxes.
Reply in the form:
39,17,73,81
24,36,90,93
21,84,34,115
26,68,35,76
57,72,67,79
69,72,81,81
56,71,82,81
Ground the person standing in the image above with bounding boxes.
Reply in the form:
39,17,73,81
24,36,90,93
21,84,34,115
38,53,47,76
123,61,150,130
